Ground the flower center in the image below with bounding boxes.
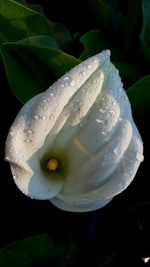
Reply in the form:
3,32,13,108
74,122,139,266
40,151,69,177
47,158,58,171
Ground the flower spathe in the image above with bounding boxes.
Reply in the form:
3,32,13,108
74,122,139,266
5,50,144,212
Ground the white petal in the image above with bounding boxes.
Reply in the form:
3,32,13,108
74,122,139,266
49,60,144,212
5,50,143,210
5,50,111,199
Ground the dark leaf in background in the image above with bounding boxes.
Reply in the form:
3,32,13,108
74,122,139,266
0,0,51,43
140,0,150,62
0,233,75,267
1,35,80,103
127,75,150,120
0,0,73,51
88,0,124,48
115,62,144,88
122,0,142,52
140,0,150,45
79,29,109,60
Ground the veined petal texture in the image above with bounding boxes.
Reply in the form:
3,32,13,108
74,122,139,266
5,50,144,212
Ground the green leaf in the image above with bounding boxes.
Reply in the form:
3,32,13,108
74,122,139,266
140,0,150,62
114,62,143,87
0,0,52,44
15,0,27,3
48,21,73,52
1,35,80,103
127,75,150,119
123,0,142,51
140,0,150,45
88,0,114,25
0,0,72,51
0,233,75,267
103,0,117,9
88,0,124,31
30,4,44,15
18,34,61,49
79,29,109,60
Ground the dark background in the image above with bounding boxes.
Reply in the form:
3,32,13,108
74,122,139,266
0,1,150,266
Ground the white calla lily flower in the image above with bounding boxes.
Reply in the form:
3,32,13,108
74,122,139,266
5,50,144,212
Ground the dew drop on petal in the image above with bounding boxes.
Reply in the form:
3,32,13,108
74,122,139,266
113,148,118,155
96,118,103,123
9,147,14,153
87,64,92,69
34,115,39,120
24,129,34,134
70,80,75,87
81,196,89,203
136,153,144,162
49,115,54,120
42,115,46,120
10,131,15,136
99,108,105,114
82,71,86,75
64,76,69,81
24,139,32,143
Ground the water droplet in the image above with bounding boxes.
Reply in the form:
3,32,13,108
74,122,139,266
96,118,103,123
42,115,46,120
9,147,14,153
50,92,54,97
81,196,89,203
82,71,86,76
87,64,92,69
24,139,32,143
99,108,105,114
79,118,87,128
10,131,15,136
61,84,65,88
113,148,118,155
136,153,144,162
42,99,47,103
70,80,75,87
24,129,34,134
43,106,47,110
64,76,69,81
109,110,115,114
49,115,54,120
34,115,39,120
